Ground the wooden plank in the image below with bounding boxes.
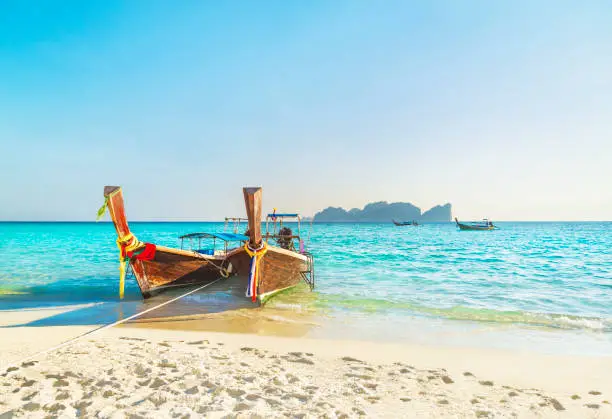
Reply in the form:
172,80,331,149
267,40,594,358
243,187,262,247
104,186,130,239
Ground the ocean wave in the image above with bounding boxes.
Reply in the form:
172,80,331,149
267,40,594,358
313,294,612,332
416,305,612,332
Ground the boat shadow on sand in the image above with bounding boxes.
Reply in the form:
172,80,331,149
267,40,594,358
1,276,262,329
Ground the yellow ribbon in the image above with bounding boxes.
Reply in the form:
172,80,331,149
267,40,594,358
116,233,142,299
96,188,121,221
96,197,109,221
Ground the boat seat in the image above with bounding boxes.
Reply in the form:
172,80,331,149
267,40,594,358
196,248,215,255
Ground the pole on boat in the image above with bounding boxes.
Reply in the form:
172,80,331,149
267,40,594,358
243,187,263,247
103,186,131,237
242,187,267,303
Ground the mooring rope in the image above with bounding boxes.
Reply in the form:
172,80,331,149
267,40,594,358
3,277,223,373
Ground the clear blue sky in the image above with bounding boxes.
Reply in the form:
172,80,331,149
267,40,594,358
1,0,610,221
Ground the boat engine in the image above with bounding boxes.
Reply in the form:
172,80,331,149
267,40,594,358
277,227,293,250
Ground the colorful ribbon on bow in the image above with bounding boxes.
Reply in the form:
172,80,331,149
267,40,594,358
116,233,141,299
115,234,156,299
244,242,268,302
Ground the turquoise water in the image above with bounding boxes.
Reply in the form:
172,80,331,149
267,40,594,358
1,221,611,351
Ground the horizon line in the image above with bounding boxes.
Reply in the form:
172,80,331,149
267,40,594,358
1,220,610,223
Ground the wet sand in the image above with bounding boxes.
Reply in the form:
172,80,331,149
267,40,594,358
1,305,611,418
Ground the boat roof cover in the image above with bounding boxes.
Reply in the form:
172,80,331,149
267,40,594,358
267,213,299,218
179,232,249,241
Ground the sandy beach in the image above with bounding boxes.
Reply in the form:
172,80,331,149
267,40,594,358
1,306,611,418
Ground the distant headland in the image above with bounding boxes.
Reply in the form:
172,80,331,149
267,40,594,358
312,202,452,222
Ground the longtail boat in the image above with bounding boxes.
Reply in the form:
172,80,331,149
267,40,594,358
454,217,497,231
98,186,314,304
392,219,419,226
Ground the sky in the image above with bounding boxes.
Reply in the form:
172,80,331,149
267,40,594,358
0,0,611,221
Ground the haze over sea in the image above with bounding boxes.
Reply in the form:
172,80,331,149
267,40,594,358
1,221,610,356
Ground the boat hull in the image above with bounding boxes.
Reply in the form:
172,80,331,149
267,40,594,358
454,217,496,231
228,246,308,299
129,246,233,298
392,220,418,226
456,224,494,231
130,245,307,302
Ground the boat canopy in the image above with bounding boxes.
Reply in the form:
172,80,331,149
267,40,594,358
179,232,249,242
267,213,299,218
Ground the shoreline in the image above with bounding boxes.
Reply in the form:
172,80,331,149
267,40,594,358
1,306,611,417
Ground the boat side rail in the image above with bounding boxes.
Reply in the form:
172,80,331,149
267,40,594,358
300,252,315,291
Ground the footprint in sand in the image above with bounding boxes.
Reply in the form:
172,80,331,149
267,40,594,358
52,379,69,388
43,403,66,414
56,392,70,401
21,390,37,402
226,388,246,399
20,362,37,368
20,380,36,388
184,386,198,395
547,398,565,411
149,378,167,389
188,340,207,345
286,357,314,366
22,402,40,412
233,402,252,411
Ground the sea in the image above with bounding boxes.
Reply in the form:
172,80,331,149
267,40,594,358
1,221,611,356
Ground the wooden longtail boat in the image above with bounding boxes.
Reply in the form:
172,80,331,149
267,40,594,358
454,217,497,231
99,186,314,304
392,219,419,226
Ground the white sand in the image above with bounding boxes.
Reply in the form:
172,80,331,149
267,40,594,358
0,307,610,418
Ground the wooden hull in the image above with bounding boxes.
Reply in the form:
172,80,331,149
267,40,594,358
131,244,307,303
129,246,234,297
228,246,308,301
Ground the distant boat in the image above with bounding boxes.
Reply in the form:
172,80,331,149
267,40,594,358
455,217,497,231
392,219,419,226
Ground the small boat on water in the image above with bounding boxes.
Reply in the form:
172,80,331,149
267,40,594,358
392,220,419,226
98,186,314,304
454,217,497,231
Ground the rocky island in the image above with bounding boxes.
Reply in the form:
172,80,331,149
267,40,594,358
313,202,452,222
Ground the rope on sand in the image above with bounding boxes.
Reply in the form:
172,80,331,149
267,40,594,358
3,278,223,373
